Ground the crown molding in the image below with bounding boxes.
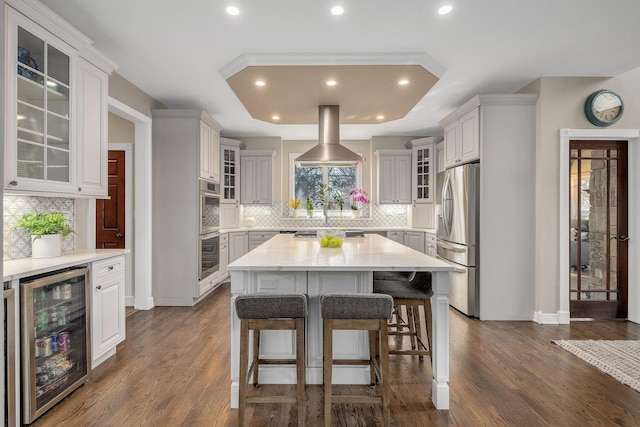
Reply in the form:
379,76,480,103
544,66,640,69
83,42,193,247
218,52,445,80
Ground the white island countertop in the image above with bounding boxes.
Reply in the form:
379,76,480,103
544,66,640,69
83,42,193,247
3,249,129,282
228,233,451,272
228,232,453,410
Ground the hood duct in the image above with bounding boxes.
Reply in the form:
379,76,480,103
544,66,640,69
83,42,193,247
295,105,365,167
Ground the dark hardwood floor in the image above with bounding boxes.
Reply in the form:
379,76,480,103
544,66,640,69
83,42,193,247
33,283,640,426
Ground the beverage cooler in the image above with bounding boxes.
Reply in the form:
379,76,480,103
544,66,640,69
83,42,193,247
20,267,91,424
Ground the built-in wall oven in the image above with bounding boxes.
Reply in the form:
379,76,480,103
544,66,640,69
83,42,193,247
199,232,220,281
200,180,220,235
199,180,221,281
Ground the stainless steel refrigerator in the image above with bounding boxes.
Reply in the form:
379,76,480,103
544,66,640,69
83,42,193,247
436,163,480,316
20,267,91,424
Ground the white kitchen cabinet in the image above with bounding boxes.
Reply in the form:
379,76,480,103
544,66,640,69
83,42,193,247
404,231,425,253
386,231,404,245
220,138,241,229
219,233,229,281
229,231,249,264
375,150,411,204
248,231,278,251
240,151,274,204
412,204,435,230
151,109,224,306
443,107,480,169
199,120,220,183
91,255,126,368
410,137,436,229
436,142,445,174
4,1,114,196
76,57,108,196
425,232,437,257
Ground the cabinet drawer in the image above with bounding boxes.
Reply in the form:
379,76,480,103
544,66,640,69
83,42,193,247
93,256,125,278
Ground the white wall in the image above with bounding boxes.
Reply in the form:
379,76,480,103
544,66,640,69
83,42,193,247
519,69,640,320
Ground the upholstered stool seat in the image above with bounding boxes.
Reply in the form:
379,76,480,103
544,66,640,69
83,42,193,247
321,293,393,427
373,272,433,361
235,293,308,427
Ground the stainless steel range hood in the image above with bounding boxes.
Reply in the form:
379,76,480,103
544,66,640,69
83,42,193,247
295,105,365,167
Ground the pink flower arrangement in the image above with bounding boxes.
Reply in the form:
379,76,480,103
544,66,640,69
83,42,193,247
349,188,370,206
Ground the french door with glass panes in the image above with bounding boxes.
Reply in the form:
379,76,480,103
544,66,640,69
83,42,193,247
569,141,628,319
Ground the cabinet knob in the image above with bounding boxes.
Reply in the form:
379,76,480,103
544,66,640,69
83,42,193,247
9,180,17,186
108,265,114,270
78,187,82,192
96,285,102,290
116,233,124,239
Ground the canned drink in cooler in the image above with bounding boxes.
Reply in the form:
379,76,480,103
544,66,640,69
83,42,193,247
41,337,52,357
58,306,69,325
36,310,48,330
52,285,62,300
59,332,70,352
51,333,59,353
49,307,58,325
61,283,72,299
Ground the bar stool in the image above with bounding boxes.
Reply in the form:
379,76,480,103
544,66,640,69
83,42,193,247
235,293,308,427
373,272,433,361
321,293,393,427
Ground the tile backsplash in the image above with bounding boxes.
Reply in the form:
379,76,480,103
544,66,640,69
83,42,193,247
3,195,75,260
241,201,409,229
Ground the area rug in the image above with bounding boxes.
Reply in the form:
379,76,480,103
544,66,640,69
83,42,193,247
553,340,640,393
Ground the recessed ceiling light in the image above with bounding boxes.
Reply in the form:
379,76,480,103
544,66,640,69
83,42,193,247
226,6,240,15
438,5,453,15
331,6,344,16
376,115,385,120
272,115,280,120
255,80,266,86
326,80,337,86
398,79,410,85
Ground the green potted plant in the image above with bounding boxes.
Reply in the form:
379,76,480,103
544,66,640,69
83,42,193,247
14,212,74,258
305,198,314,218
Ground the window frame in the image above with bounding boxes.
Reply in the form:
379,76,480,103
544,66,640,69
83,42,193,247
288,152,363,214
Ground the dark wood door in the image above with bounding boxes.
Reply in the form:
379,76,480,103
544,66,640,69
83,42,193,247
96,150,126,249
569,141,628,319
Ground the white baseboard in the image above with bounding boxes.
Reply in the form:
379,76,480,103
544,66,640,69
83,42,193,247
533,311,570,324
125,296,135,307
135,296,155,310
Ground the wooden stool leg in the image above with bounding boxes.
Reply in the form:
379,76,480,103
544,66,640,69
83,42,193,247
368,329,378,385
412,304,424,360
379,319,391,427
252,329,260,386
296,318,306,427
323,319,333,427
424,298,433,363
238,320,249,427
407,305,417,350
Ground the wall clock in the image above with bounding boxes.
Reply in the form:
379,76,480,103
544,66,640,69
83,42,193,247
584,89,624,127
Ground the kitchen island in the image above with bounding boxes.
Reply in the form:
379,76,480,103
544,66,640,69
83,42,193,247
228,233,453,410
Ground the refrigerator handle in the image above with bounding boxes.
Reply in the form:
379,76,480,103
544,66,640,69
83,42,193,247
438,241,466,252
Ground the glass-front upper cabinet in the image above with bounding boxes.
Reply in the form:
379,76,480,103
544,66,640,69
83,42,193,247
221,139,241,203
5,9,76,192
412,141,434,203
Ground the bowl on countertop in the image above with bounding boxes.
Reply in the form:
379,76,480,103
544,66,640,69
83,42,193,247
318,230,346,248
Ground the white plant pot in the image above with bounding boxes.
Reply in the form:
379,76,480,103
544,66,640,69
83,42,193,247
351,210,361,218
31,234,62,258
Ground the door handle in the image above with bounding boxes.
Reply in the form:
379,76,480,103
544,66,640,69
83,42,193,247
116,233,124,239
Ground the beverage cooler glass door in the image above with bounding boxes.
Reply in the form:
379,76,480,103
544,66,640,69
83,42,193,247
21,267,91,424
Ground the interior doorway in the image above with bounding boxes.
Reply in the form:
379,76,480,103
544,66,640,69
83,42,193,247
96,150,126,249
569,140,628,319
